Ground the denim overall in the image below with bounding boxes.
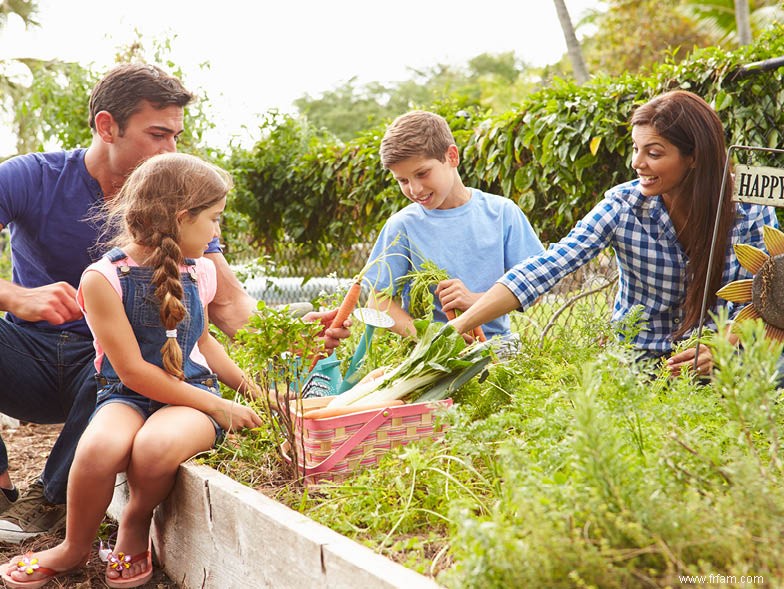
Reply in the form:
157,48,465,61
93,248,223,440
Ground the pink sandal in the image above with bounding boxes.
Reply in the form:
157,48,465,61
0,552,88,589
105,541,153,589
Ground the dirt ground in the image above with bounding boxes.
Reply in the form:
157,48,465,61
0,421,177,588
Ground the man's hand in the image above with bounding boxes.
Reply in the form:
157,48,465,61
5,282,82,324
435,279,480,314
304,308,352,353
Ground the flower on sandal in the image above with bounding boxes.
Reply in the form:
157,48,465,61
718,225,784,342
15,554,40,575
108,552,132,570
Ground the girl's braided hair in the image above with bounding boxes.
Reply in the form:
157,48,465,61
105,152,233,378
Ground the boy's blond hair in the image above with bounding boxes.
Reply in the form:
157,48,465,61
380,111,456,168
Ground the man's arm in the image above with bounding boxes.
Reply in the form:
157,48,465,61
204,252,256,338
0,222,83,324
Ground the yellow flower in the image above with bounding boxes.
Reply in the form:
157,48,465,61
717,225,784,341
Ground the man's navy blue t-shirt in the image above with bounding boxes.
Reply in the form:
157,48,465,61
0,149,221,336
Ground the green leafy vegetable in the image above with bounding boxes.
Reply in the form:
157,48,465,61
328,320,493,407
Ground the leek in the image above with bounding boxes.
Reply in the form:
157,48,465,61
327,320,493,408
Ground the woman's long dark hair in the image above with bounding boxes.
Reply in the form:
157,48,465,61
631,91,733,339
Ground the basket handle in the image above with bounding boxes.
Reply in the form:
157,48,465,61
304,407,393,474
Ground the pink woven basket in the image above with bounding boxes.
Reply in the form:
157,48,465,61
284,399,452,484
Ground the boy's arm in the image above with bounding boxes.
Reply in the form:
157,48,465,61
369,293,416,338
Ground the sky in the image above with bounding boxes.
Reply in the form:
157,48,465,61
0,0,602,153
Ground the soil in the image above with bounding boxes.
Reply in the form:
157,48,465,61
0,421,177,588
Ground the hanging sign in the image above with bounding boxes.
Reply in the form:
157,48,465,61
733,164,784,206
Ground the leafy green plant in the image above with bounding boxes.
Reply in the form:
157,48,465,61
228,26,784,263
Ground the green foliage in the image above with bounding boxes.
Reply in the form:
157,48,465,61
203,281,784,586
2,32,215,158
293,52,535,142
229,27,784,257
10,59,97,153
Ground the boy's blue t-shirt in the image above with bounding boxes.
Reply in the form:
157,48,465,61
363,188,544,338
0,149,222,336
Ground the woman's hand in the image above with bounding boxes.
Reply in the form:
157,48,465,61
666,343,713,377
209,398,263,433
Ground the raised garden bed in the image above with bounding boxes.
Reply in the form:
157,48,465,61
109,463,442,589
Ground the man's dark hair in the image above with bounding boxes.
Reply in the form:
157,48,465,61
88,63,193,133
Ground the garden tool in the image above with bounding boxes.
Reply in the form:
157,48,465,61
301,307,395,398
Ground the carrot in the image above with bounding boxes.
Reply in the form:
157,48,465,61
308,279,363,371
472,325,487,342
330,280,362,329
440,296,484,340
302,399,404,420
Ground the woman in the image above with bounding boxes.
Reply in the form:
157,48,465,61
450,90,777,375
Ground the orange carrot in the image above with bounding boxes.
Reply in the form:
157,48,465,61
472,325,487,342
330,280,362,329
439,296,483,339
308,279,363,370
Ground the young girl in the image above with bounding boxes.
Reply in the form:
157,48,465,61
0,152,262,588
448,90,778,374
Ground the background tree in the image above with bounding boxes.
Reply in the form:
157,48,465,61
735,0,753,43
580,0,715,75
552,0,590,83
0,0,37,28
681,0,783,45
294,52,536,141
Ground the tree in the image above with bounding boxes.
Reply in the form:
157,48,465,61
580,0,715,75
681,0,783,45
735,0,753,43
0,0,38,28
552,0,590,83
294,52,536,141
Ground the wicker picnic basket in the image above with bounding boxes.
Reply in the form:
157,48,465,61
284,397,453,484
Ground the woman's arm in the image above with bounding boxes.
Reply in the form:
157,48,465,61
449,283,520,335
81,272,260,430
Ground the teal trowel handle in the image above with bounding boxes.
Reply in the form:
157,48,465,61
338,323,375,393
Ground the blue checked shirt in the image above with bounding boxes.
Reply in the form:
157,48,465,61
500,180,779,353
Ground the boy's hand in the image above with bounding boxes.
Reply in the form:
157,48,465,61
435,279,480,314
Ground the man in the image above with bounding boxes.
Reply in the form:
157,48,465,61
0,63,347,541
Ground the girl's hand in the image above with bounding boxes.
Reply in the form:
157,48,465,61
666,343,713,377
435,279,479,314
209,398,262,433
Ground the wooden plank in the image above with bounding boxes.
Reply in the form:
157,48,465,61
110,463,442,589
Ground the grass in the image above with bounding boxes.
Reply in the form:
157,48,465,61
202,300,784,588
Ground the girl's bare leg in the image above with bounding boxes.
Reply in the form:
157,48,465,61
107,406,216,581
5,404,142,583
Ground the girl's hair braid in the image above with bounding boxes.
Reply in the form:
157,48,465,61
104,153,233,379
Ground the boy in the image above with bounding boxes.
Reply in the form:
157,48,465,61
364,110,544,341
